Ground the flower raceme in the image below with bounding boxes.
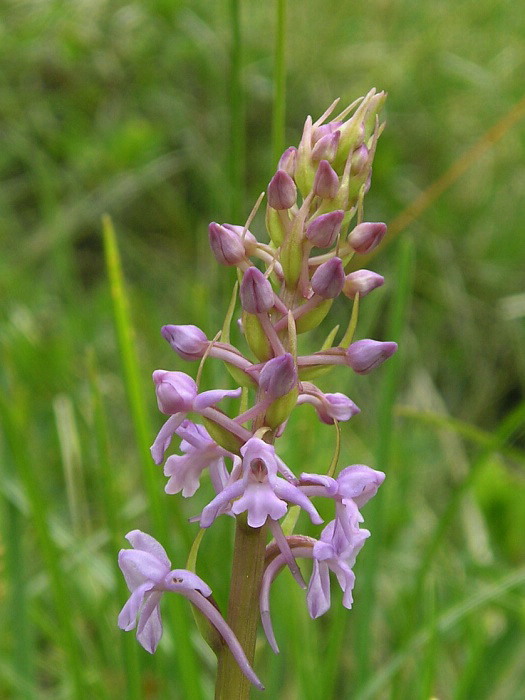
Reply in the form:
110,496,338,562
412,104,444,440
118,90,396,692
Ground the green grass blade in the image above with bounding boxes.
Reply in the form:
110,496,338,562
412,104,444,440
102,216,203,699
272,0,287,165
354,235,415,689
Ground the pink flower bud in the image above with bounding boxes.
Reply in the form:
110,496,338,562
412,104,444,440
311,257,345,299
313,160,339,199
161,324,208,360
208,222,246,265
346,340,397,374
306,210,344,248
278,147,297,176
240,267,274,314
267,169,297,210
311,130,340,162
221,224,259,255
259,353,297,398
347,222,387,254
312,120,343,144
342,270,384,299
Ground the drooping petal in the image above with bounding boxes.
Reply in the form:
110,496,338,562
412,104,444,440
118,582,154,630
307,560,331,619
184,588,265,690
136,591,163,653
150,413,185,465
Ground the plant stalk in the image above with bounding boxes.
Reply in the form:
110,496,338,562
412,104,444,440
215,516,267,699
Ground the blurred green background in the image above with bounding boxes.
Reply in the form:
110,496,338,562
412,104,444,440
1,0,524,698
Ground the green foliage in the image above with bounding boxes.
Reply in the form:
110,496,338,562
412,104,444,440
1,0,525,698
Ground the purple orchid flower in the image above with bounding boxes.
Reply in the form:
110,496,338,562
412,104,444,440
118,530,264,690
163,420,232,497
199,437,323,529
150,370,242,465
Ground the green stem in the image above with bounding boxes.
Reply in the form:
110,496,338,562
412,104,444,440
215,517,267,699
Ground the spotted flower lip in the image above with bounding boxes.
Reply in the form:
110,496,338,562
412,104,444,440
118,530,264,690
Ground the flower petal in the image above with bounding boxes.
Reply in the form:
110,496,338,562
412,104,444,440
193,387,242,411
125,530,171,569
136,591,163,653
118,582,154,630
150,413,185,465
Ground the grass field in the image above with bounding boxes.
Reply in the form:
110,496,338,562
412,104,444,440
1,0,525,698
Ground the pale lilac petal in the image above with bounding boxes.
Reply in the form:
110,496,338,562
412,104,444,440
300,472,338,496
337,464,385,507
329,560,355,609
241,438,280,477
164,453,209,497
153,370,197,413
307,560,331,619
184,589,264,690
163,569,213,598
267,519,306,588
125,530,171,569
118,550,170,586
150,413,185,465
273,480,323,524
232,483,288,528
200,481,245,527
118,582,154,630
136,591,163,653
193,387,242,411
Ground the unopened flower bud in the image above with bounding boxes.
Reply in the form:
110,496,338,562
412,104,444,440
311,130,340,162
346,339,397,374
313,160,339,199
312,120,343,144
306,210,344,248
209,222,246,265
259,353,297,398
240,267,274,314
267,169,297,210
347,222,387,254
278,147,297,176
342,270,384,299
311,257,345,299
222,224,259,255
161,324,208,360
